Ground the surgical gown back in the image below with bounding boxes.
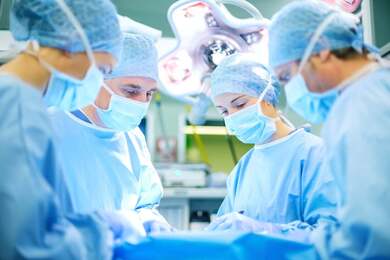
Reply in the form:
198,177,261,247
311,65,390,259
0,74,112,259
218,128,340,230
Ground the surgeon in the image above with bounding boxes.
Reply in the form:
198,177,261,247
206,53,340,233
0,0,145,258
49,32,173,234
268,0,390,258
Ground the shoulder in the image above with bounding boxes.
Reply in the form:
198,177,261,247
127,127,148,147
333,68,389,116
0,75,58,172
236,147,255,166
0,76,53,138
47,107,82,139
285,129,324,159
128,127,146,140
228,147,255,180
47,107,71,127
298,130,324,152
325,67,390,140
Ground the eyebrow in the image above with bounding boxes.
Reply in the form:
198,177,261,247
122,84,158,93
230,95,246,104
124,84,141,89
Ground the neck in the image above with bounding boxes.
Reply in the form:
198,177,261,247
0,53,50,90
337,56,375,84
271,117,294,141
82,104,106,128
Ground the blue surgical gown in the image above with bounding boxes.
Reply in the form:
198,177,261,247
48,108,164,217
0,75,112,259
311,65,390,259
218,128,340,231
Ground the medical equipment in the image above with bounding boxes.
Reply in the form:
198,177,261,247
189,210,211,230
0,31,25,64
158,0,269,104
362,0,390,57
156,163,209,188
322,0,362,13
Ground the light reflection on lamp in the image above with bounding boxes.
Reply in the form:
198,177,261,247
159,0,269,104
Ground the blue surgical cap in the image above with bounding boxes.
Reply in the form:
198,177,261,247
10,0,122,61
268,0,369,68
210,53,281,106
105,32,159,82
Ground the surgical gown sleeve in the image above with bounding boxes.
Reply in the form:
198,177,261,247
129,129,166,223
217,154,248,216
311,68,390,259
0,77,113,259
281,141,340,232
131,128,163,210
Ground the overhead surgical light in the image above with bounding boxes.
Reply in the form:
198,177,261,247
158,0,269,104
322,0,363,14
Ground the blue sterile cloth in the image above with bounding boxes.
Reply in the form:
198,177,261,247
113,231,319,260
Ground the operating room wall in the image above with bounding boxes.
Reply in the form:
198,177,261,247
112,0,322,173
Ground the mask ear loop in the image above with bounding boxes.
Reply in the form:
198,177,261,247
92,83,114,112
23,40,43,59
102,82,115,95
23,40,58,95
24,40,66,74
256,78,280,123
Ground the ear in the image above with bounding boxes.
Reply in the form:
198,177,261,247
318,49,331,62
260,101,277,117
264,101,273,107
62,50,73,58
308,50,331,70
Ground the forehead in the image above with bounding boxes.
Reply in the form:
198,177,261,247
94,52,117,67
110,76,157,91
213,93,256,106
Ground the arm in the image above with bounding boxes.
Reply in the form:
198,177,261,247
280,142,340,233
128,129,171,232
312,83,390,259
216,173,235,217
206,165,238,230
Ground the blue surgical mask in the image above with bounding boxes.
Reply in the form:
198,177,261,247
285,74,338,124
38,0,104,111
224,104,277,144
42,60,103,110
224,82,278,144
96,84,149,131
285,13,340,124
